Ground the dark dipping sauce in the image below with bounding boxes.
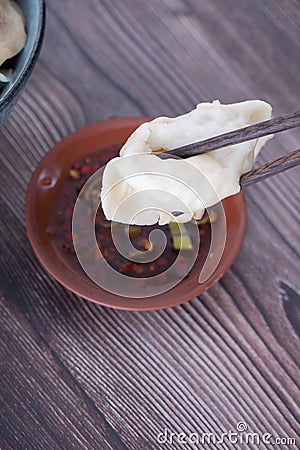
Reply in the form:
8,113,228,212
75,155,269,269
49,145,212,282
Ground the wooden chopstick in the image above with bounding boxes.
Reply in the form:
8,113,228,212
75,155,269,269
240,148,300,188
162,110,300,187
167,110,300,158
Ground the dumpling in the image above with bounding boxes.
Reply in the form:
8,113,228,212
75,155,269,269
0,0,26,66
101,100,272,225
0,68,11,82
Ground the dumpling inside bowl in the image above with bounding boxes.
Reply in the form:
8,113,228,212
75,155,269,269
101,100,273,225
0,0,26,82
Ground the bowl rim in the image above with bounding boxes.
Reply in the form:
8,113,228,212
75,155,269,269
0,0,46,108
25,117,247,311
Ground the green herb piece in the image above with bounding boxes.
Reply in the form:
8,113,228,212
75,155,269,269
169,222,193,251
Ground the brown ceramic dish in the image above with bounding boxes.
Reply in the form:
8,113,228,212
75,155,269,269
25,117,247,311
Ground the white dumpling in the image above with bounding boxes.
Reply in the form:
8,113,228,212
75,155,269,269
0,0,26,66
101,100,272,225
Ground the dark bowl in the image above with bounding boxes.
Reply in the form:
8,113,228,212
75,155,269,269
0,0,45,125
25,118,247,311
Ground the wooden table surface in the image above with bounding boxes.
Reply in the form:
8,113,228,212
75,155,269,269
1,1,299,449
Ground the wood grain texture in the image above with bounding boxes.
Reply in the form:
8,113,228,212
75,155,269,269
1,1,299,449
